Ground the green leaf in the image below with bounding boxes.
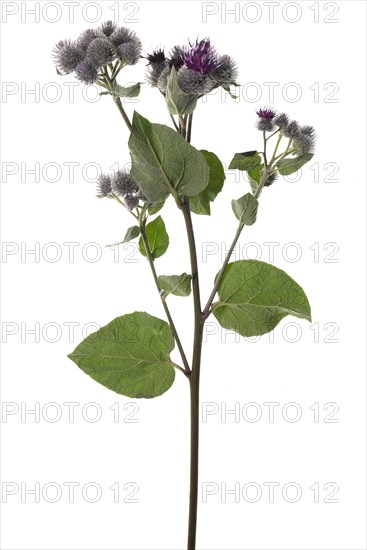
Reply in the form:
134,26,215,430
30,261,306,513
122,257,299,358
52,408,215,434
148,199,166,216
109,82,141,98
277,153,314,176
248,164,263,183
189,150,225,215
68,312,176,399
229,151,262,171
106,225,140,247
139,215,169,259
158,273,192,297
213,260,311,337
165,68,198,115
222,82,239,99
129,111,210,202
231,193,259,225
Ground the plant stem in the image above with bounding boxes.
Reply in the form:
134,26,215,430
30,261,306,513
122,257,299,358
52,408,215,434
202,221,244,318
113,97,132,132
268,131,283,167
187,319,203,550
140,221,190,373
187,113,193,143
175,195,202,550
263,131,268,169
170,114,180,132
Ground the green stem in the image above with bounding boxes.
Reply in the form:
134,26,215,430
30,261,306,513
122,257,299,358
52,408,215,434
170,114,180,132
173,193,202,550
179,197,202,550
187,113,193,143
263,131,267,169
202,168,269,319
268,132,283,167
113,96,132,132
202,221,244,319
140,220,190,373
273,139,294,165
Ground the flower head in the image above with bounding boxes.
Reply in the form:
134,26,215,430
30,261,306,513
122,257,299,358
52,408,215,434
53,40,84,73
256,108,276,120
111,170,139,196
274,113,289,130
211,54,238,84
264,173,279,187
109,28,142,64
168,46,185,70
256,108,277,132
86,37,117,67
146,49,167,87
283,120,300,138
100,20,117,37
176,66,212,96
77,29,102,52
116,42,141,65
74,59,98,84
96,174,112,197
183,38,217,75
292,125,316,154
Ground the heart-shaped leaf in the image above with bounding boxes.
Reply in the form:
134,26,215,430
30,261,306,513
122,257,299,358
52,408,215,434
68,312,176,399
129,112,210,202
139,216,169,259
213,260,311,337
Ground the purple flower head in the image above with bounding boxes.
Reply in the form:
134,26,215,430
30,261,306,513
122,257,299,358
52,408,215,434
52,40,84,73
146,49,166,65
256,108,276,120
100,20,117,37
183,38,217,75
86,37,117,68
77,29,102,52
168,45,185,70
96,174,112,197
74,59,98,84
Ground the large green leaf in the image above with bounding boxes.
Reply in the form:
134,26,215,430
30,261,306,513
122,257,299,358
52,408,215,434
128,112,210,202
231,193,259,225
139,216,169,259
228,151,262,171
158,273,192,297
68,312,176,398
213,260,311,337
277,153,313,176
165,68,198,116
190,150,225,215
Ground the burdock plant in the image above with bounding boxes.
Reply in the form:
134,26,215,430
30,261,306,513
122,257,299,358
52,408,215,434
53,22,316,550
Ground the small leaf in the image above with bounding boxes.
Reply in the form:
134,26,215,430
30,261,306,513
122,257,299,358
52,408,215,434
213,260,311,337
158,273,192,297
109,82,141,98
106,225,140,247
129,111,210,202
277,153,314,176
68,312,176,399
190,150,225,215
231,193,259,225
222,82,238,99
139,215,169,259
165,68,198,116
229,151,262,171
148,199,166,216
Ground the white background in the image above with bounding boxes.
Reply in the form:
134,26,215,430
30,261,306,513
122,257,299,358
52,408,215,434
1,1,366,549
